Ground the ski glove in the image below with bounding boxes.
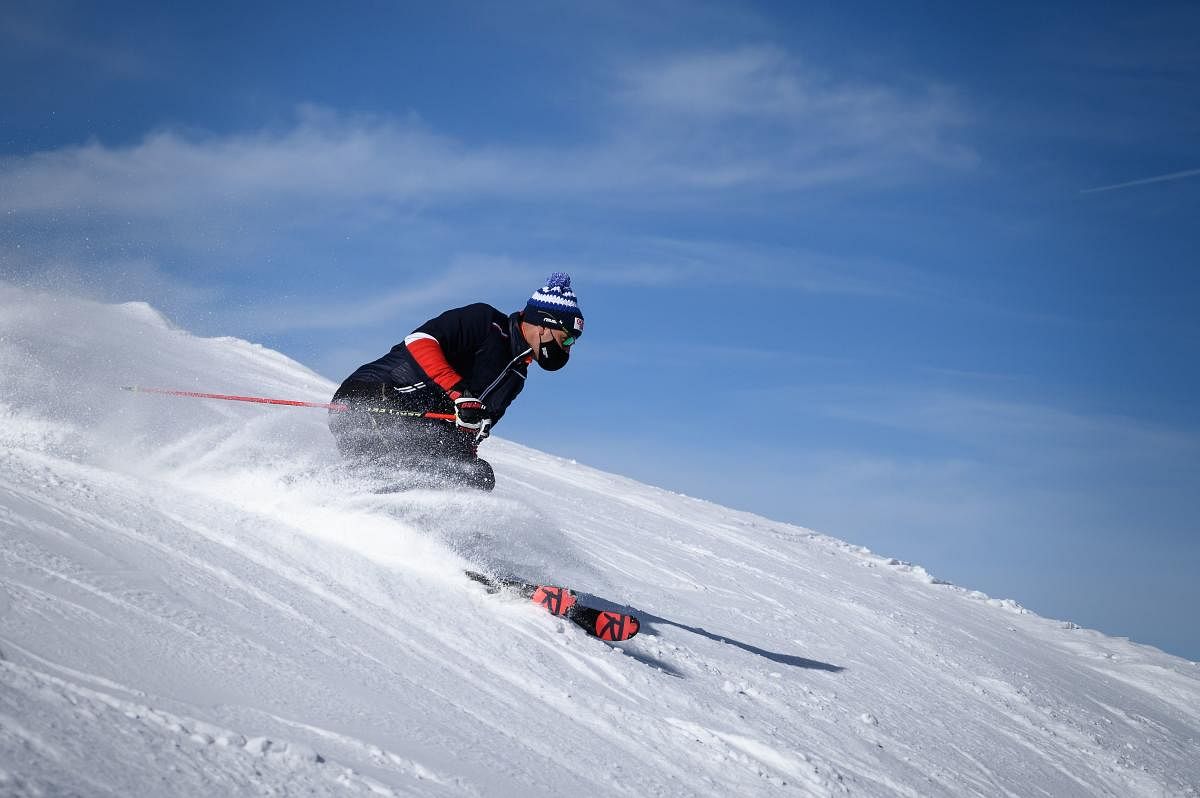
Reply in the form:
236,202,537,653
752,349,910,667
451,387,490,440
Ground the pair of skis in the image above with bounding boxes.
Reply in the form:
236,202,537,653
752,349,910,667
465,571,640,642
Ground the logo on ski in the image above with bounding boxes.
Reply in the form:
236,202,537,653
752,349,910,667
531,585,576,616
593,611,639,641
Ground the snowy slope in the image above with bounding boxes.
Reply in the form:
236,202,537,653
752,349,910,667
1,282,1198,797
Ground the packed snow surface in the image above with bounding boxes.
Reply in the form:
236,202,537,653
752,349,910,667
1,282,1198,797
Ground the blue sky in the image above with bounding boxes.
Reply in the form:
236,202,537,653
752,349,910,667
2,1,1198,659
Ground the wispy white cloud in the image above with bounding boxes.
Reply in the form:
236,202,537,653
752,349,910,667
1080,167,1200,194
0,45,974,222
618,47,811,119
808,388,1200,474
0,107,534,216
603,236,936,297
0,45,975,333
612,46,976,188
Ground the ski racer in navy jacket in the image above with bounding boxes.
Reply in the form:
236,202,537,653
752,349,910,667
328,273,584,491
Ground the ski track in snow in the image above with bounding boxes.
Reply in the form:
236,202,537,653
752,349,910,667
1,282,1198,797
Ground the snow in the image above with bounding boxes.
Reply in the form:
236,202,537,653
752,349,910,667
1,281,1198,797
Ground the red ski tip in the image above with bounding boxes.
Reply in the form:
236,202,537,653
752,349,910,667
530,585,577,617
593,611,639,642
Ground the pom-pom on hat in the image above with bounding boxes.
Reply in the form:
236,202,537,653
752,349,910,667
524,272,584,338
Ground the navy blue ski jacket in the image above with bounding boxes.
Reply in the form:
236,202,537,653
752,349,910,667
333,303,532,428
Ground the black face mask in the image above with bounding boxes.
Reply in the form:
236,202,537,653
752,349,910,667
536,334,570,371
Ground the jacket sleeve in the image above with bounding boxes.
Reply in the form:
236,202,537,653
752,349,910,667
404,303,496,398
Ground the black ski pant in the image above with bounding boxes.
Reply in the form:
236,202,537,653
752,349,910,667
328,380,495,491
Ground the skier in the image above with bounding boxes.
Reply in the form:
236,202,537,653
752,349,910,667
328,273,584,491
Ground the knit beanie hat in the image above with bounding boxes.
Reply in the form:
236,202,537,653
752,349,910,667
524,272,584,337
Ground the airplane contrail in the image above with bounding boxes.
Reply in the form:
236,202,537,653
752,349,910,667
1081,167,1200,194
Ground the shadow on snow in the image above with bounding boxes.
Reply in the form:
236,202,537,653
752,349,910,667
580,592,845,674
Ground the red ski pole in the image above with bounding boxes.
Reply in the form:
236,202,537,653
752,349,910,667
121,386,456,421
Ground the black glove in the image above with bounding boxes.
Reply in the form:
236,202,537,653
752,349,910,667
452,387,488,436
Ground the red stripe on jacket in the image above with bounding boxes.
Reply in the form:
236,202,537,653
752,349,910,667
406,336,464,396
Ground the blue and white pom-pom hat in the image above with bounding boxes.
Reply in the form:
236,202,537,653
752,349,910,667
524,272,584,338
